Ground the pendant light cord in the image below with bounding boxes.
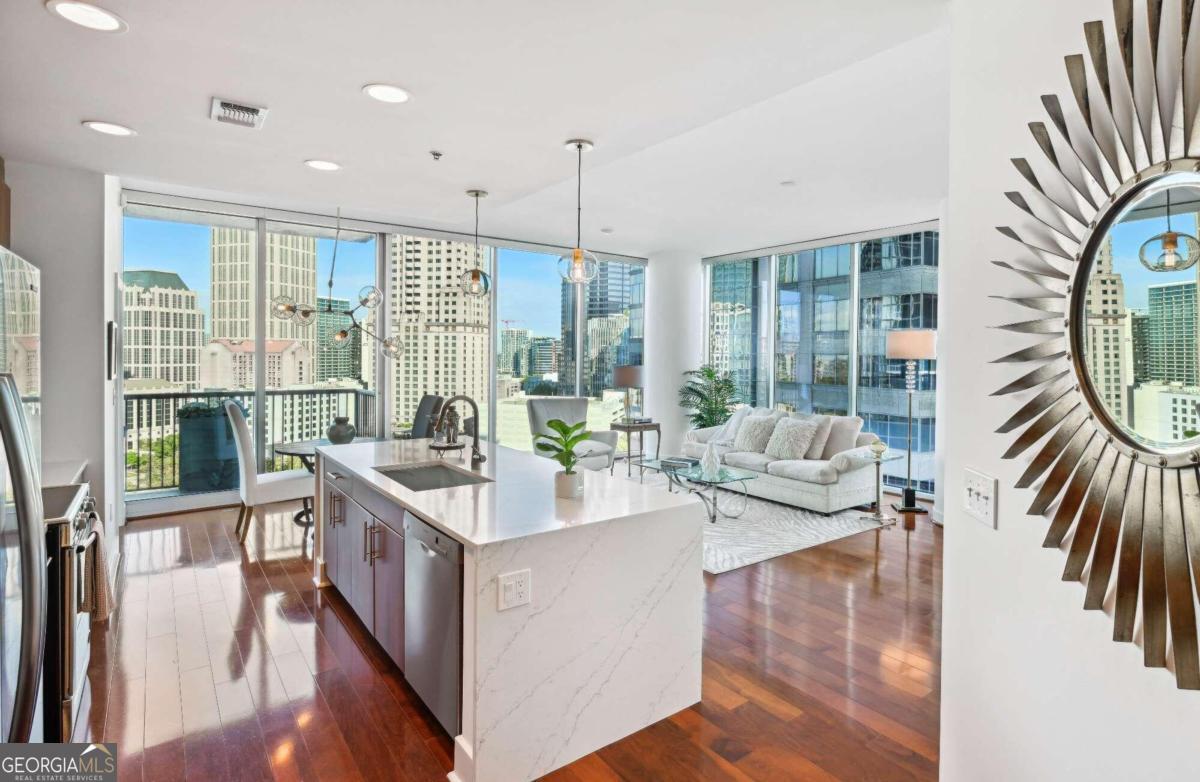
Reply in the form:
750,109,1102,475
326,207,342,313
1167,187,1173,233
474,194,481,269
576,143,583,249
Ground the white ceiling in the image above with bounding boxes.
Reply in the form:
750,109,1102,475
0,0,950,257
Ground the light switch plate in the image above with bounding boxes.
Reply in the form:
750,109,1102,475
964,468,998,529
498,569,531,611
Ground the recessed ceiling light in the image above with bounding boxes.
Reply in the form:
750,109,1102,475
46,1,128,33
600,227,614,234
362,83,411,104
82,120,136,137
304,159,341,171
779,179,797,187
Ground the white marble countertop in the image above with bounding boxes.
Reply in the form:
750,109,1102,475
316,439,697,549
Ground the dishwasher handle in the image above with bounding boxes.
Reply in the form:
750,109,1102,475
417,538,449,559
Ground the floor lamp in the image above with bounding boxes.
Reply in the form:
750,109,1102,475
886,329,936,514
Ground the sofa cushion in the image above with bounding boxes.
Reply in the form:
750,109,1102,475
766,459,839,485
733,414,778,453
788,413,833,459
681,441,732,460
822,415,864,459
765,416,820,460
723,451,776,472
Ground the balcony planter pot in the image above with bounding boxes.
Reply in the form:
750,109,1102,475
179,401,240,492
554,470,583,499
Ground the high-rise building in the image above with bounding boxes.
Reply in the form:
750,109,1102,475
315,296,362,382
1129,310,1150,383
707,258,770,406
122,270,205,389
529,336,560,374
210,228,317,358
387,235,491,432
1147,280,1198,386
499,328,532,375
1083,236,1129,422
199,338,312,389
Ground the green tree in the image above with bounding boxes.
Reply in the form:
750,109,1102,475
678,365,739,428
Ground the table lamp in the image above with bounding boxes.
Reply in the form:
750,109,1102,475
613,365,644,422
885,329,937,514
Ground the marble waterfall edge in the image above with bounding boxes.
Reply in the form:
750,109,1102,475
461,505,703,781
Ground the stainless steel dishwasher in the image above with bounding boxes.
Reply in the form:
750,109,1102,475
404,514,463,737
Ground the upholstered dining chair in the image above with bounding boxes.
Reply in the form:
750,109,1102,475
224,400,314,544
409,394,444,439
526,397,618,471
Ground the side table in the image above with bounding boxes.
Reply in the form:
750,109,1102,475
862,452,905,529
610,421,661,477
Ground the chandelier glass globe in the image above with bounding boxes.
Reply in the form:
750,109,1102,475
332,328,353,348
359,285,383,309
271,293,296,320
460,267,491,297
381,336,404,359
1139,230,1200,272
293,304,317,326
558,247,599,284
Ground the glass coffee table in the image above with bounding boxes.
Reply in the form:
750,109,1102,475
634,458,757,523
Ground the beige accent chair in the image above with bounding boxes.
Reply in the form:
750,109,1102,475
526,397,618,471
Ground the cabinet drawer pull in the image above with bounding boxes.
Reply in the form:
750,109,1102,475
363,520,370,562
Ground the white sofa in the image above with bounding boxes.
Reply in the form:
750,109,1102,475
682,408,882,514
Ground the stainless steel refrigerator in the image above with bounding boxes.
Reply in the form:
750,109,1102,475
0,246,44,743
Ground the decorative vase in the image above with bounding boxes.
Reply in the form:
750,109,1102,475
700,442,721,479
327,416,356,444
555,470,584,499
870,440,887,458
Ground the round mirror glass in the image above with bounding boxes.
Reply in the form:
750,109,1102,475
1083,174,1200,449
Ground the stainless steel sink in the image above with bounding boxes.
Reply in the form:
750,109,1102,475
376,462,492,492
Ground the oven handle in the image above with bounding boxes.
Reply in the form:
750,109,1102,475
75,531,98,554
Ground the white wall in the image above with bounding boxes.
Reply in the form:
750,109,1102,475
7,160,121,571
643,251,705,453
942,1,1200,780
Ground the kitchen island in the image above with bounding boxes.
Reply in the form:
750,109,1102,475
311,439,703,782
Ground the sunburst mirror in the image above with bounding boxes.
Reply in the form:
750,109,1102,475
995,0,1200,690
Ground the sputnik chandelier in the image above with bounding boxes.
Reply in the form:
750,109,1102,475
270,209,403,359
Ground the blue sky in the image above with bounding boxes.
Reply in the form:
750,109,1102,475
1108,208,1200,310
123,217,566,338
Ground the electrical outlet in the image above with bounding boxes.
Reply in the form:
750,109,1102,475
498,569,531,611
964,468,998,529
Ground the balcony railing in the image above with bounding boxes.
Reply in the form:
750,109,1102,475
124,387,378,494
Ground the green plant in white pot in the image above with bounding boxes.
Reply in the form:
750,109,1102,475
535,418,591,498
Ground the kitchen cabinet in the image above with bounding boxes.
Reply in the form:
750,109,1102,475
372,518,405,669
345,499,376,632
323,483,346,587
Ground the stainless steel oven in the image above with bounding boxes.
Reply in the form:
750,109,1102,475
42,483,95,743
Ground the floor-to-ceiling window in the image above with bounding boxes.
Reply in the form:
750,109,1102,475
122,210,258,500
386,234,492,439
704,227,939,494
706,256,770,406
856,231,939,493
775,244,852,415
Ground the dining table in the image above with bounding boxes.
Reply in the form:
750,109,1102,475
273,436,379,530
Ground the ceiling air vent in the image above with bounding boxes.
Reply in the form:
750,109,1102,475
209,98,268,129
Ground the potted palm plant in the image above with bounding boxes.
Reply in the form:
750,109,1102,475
535,418,592,498
678,365,739,428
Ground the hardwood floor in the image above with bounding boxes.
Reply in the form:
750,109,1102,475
81,498,941,781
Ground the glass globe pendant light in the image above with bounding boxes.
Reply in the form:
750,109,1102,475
559,139,599,284
1139,187,1200,272
459,189,492,297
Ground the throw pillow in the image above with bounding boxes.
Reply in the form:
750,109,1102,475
765,417,821,461
711,406,751,446
789,413,833,459
733,414,778,454
821,415,864,459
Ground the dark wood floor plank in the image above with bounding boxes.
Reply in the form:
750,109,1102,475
97,497,941,781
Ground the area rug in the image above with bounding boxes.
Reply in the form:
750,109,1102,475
627,472,882,574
